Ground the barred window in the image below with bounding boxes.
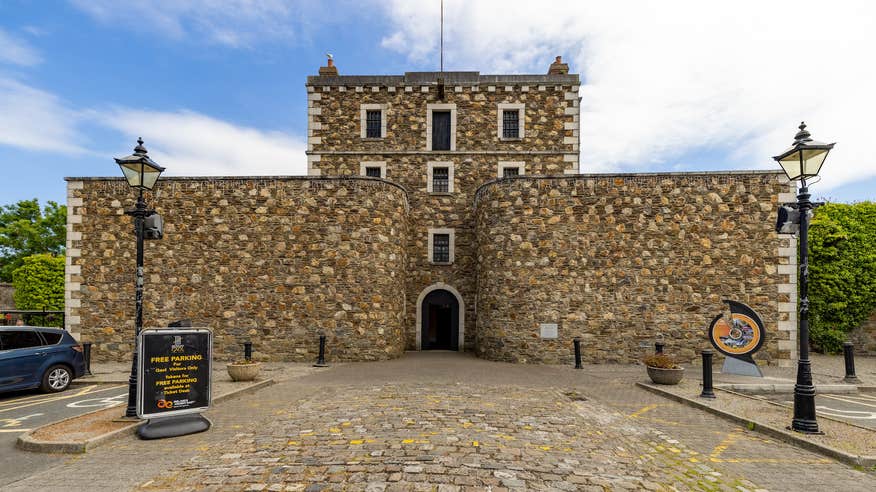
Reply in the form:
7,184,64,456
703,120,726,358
365,166,382,178
432,167,449,193
502,167,519,177
432,234,450,263
502,110,519,138
366,110,382,138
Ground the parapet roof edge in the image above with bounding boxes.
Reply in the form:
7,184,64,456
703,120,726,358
306,72,580,86
473,169,787,202
63,175,412,197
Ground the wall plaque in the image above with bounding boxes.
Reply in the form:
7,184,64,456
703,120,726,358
539,323,558,339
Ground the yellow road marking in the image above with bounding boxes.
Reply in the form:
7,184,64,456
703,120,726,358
0,391,60,407
0,428,32,433
628,404,661,418
709,457,832,464
710,429,743,458
0,385,125,414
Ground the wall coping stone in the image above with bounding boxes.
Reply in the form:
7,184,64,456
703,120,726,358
473,169,786,208
306,71,580,86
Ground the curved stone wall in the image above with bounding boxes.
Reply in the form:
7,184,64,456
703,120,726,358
67,176,409,362
474,172,791,364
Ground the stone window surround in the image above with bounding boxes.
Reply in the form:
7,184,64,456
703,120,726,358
426,103,457,151
498,103,525,140
427,227,455,265
360,104,388,139
498,161,526,178
359,161,387,178
427,161,455,194
415,282,465,351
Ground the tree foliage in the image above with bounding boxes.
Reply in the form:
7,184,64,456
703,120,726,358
809,201,876,353
0,199,66,281
12,254,65,326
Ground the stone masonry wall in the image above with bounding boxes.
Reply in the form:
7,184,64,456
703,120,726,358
474,172,794,365
849,311,876,355
307,73,580,350
66,177,409,363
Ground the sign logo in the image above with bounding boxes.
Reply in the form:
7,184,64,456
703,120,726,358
157,399,173,409
171,335,184,353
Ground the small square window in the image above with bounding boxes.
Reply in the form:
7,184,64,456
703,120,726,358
365,166,382,178
503,110,519,139
502,167,519,178
432,234,450,263
432,167,449,193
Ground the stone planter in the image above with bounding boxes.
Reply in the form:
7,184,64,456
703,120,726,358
646,366,684,385
226,362,261,382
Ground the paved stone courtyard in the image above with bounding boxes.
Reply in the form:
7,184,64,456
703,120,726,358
7,353,876,491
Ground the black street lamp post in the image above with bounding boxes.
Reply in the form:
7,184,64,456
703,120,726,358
115,138,165,418
773,122,834,434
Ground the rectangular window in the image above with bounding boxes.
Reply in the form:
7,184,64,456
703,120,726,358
365,166,382,178
432,167,449,193
502,167,519,177
432,111,451,150
503,110,519,138
432,234,450,263
0,330,44,350
366,110,382,138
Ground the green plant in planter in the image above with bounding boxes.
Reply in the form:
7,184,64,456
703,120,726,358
643,354,684,385
643,353,680,369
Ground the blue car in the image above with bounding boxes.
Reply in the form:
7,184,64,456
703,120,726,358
0,326,87,393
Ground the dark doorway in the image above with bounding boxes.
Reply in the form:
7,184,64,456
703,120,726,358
432,111,451,150
421,289,459,350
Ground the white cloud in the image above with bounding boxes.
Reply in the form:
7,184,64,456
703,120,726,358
377,0,876,192
0,78,306,175
97,109,306,176
0,77,85,153
0,28,42,66
69,0,321,48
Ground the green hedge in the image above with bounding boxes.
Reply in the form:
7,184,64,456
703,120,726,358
809,202,876,353
11,254,65,326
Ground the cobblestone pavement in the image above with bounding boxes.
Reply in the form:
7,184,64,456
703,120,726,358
6,353,876,491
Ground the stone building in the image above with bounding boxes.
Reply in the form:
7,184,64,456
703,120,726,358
66,57,798,366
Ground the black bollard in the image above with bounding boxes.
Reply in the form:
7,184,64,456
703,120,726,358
314,335,328,367
700,349,716,399
244,341,253,362
82,342,93,376
843,342,862,384
573,337,583,369
655,341,665,354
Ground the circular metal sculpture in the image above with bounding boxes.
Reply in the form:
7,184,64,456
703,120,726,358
708,300,766,376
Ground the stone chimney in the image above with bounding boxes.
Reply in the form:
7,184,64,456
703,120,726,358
318,55,338,76
547,55,569,75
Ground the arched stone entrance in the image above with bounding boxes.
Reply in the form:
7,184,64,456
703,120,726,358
416,283,465,351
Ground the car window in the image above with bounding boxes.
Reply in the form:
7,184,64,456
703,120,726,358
0,330,44,350
41,332,63,345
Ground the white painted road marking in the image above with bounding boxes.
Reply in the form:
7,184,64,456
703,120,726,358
67,394,126,408
822,394,876,409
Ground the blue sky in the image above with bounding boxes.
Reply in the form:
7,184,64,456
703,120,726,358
2,0,875,207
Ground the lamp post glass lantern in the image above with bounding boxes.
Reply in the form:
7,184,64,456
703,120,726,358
772,122,834,434
115,138,164,418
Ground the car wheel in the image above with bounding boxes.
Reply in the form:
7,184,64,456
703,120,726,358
41,365,72,393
